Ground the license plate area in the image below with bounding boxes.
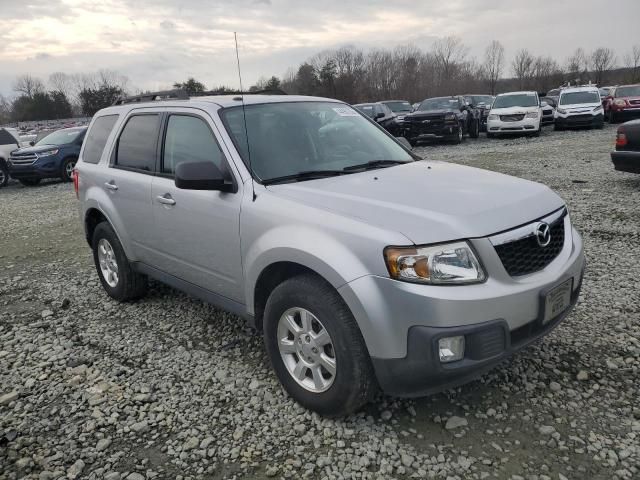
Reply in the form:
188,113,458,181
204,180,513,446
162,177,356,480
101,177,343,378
542,278,573,325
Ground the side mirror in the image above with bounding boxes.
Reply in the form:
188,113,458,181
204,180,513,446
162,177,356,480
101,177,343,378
374,112,385,120
395,137,412,150
175,161,232,191
29,141,35,146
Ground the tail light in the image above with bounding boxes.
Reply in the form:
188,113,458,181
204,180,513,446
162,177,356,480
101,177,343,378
72,168,79,199
616,129,628,148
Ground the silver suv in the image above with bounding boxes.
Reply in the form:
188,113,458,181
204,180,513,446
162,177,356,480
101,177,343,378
75,92,585,416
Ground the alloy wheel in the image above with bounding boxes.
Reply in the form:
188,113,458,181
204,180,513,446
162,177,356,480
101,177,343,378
97,238,119,287
277,307,337,393
65,160,76,178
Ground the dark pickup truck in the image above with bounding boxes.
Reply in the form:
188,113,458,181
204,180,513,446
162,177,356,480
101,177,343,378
403,96,480,145
611,119,640,174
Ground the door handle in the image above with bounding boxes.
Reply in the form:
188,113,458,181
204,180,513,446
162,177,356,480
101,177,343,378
104,181,118,191
156,195,176,206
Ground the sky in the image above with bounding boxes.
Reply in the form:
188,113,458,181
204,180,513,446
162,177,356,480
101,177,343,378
1,0,639,97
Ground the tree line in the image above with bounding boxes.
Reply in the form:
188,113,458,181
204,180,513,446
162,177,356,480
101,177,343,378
2,38,639,124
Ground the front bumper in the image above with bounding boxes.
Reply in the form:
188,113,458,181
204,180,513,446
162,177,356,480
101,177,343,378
487,118,539,133
611,150,640,174
555,113,603,128
338,224,585,397
404,122,460,141
8,158,60,179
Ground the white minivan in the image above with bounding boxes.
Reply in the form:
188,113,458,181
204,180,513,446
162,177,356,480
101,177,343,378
554,86,604,130
486,91,542,137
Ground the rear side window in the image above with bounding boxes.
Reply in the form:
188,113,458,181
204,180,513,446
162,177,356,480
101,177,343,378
0,129,18,146
116,114,160,172
82,115,118,164
162,115,224,175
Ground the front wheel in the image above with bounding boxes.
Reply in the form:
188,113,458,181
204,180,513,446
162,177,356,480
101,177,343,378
263,274,376,417
19,178,41,186
0,162,8,187
92,222,148,301
61,157,77,182
450,125,464,144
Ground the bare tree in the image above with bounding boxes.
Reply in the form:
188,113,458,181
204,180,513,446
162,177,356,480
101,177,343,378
512,49,535,89
532,56,562,92
566,48,587,84
432,36,468,87
483,40,505,95
13,74,45,97
623,45,640,82
590,48,616,85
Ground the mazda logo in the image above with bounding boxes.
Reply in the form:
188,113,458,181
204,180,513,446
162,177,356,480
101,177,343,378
535,222,551,247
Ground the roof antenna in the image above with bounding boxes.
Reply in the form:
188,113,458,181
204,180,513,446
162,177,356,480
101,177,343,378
234,32,256,202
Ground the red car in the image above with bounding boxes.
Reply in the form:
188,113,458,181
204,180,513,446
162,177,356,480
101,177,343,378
604,84,640,123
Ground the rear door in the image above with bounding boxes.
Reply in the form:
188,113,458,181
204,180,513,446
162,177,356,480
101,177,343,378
148,109,244,302
106,112,161,262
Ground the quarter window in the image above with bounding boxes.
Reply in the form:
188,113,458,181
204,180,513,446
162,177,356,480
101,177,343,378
116,114,160,172
162,115,224,175
82,115,118,164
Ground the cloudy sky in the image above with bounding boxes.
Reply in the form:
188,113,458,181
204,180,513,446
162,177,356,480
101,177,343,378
1,0,639,97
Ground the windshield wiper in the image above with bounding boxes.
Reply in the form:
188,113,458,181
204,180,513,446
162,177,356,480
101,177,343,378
262,169,349,185
342,159,411,172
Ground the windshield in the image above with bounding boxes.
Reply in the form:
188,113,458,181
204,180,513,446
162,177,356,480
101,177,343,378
384,101,412,113
616,85,640,97
465,95,493,106
221,102,413,183
559,91,600,105
354,104,376,118
35,129,82,146
492,93,538,109
418,98,459,111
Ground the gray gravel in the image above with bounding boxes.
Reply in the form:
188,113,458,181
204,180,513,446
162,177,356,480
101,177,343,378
1,125,639,479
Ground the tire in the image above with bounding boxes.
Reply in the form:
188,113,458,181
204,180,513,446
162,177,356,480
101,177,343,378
469,119,480,139
92,222,148,301
263,273,376,417
19,178,41,186
450,125,464,144
0,161,8,188
61,157,77,182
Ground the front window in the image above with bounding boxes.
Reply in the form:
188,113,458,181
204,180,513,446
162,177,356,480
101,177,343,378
559,91,601,105
384,101,412,113
418,98,459,111
492,94,538,109
221,101,413,183
615,85,640,97
36,129,83,146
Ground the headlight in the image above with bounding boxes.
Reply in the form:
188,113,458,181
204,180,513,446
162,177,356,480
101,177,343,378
593,105,603,113
37,149,59,157
556,108,567,115
526,111,539,119
488,114,498,121
384,241,485,285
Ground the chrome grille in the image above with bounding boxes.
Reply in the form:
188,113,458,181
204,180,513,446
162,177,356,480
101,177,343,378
10,153,38,165
500,114,525,122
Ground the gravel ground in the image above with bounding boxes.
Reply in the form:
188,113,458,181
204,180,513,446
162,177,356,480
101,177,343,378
1,125,639,480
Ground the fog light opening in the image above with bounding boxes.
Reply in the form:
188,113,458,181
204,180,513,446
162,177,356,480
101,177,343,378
438,336,465,363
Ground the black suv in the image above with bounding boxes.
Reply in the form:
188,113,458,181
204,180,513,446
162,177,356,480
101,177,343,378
464,95,494,132
353,102,403,136
403,96,481,145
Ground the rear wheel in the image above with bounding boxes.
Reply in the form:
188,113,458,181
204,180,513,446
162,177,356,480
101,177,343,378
450,125,464,144
61,157,77,182
0,162,8,188
92,222,148,301
263,273,376,417
19,178,41,186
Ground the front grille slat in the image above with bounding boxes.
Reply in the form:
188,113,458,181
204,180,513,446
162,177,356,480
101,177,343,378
494,217,565,276
500,114,525,122
10,153,38,165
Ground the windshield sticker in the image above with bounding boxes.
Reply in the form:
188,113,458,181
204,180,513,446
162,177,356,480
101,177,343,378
333,107,360,117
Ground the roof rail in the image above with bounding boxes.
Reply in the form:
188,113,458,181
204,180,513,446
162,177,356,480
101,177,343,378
112,89,189,105
190,88,288,97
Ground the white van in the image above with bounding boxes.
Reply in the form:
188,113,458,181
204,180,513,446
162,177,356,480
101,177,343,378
554,86,604,130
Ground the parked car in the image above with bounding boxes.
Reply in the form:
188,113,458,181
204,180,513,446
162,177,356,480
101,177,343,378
545,88,561,106
603,84,640,123
380,100,413,115
554,86,604,130
8,126,87,186
464,94,494,131
75,92,584,416
539,98,556,125
353,102,403,136
486,91,542,137
0,127,22,187
611,119,640,174
599,86,615,99
403,96,480,144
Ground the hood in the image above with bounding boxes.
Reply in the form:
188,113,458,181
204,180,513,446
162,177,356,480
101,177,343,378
409,109,454,116
11,144,64,155
559,102,600,112
266,161,564,245
490,106,539,115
